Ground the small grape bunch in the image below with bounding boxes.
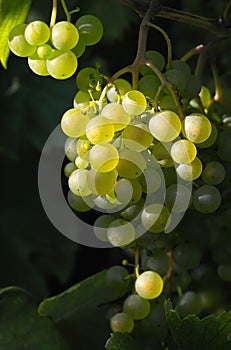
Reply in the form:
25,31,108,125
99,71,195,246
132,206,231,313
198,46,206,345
8,15,103,80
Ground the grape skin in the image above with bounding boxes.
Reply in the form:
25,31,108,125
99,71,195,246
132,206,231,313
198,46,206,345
135,271,164,299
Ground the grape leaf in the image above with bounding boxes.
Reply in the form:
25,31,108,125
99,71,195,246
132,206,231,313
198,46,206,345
165,299,231,350
105,332,141,350
0,286,71,350
0,0,32,68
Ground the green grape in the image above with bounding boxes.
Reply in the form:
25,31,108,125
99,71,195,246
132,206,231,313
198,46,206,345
46,50,78,79
164,69,187,95
86,116,115,144
140,50,165,75
76,138,91,159
120,198,145,221
123,294,151,320
105,265,130,292
170,139,197,164
217,131,231,162
217,263,231,281
117,149,146,178
110,312,134,333
197,122,217,148
107,219,136,247
192,185,221,213
199,85,211,108
182,114,212,143
171,59,191,77
8,23,36,57
37,44,52,59
141,204,171,234
24,21,50,46
68,169,91,196
64,162,77,177
173,243,202,270
152,142,174,167
93,195,118,210
107,78,132,102
182,74,201,100
73,90,91,108
28,52,49,76
201,161,226,185
122,122,153,151
115,178,133,205
145,250,168,276
67,190,93,212
176,157,202,181
76,15,103,46
138,75,161,100
87,168,117,195
128,179,143,204
138,167,162,193
165,184,192,213
76,67,102,92
75,156,89,169
122,90,147,116
158,93,177,112
135,271,164,300
176,291,202,317
61,108,89,138
149,110,181,142
64,137,78,161
89,143,119,172
101,102,131,131
51,21,79,50
93,214,115,242
71,36,86,58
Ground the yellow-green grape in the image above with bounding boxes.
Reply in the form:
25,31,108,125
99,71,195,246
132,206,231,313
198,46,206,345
46,50,78,79
138,167,162,193
93,214,115,242
71,36,86,58
61,108,89,138
114,178,133,205
28,52,49,76
141,204,171,233
75,156,89,169
135,271,164,299
76,15,103,46
165,184,192,213
101,102,131,131
170,139,197,164
76,138,91,159
122,122,153,152
107,78,132,102
201,161,226,185
182,114,212,144
8,23,36,57
73,90,90,109
140,50,165,75
87,168,117,195
149,110,182,142
138,75,161,100
117,149,147,178
123,294,151,320
197,122,218,148
86,116,114,144
110,312,134,333
76,67,102,92
37,44,52,59
122,90,147,116
68,169,91,196
64,162,77,177
89,143,119,172
192,185,221,213
107,219,136,247
51,21,79,50
24,21,50,46
64,137,78,161
152,142,174,167
67,190,93,212
176,157,202,181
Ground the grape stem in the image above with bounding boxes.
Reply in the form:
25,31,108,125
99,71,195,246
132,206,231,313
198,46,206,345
134,245,140,279
50,0,58,28
60,0,71,22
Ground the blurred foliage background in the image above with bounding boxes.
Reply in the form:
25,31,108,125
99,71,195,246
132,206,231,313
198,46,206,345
0,0,231,303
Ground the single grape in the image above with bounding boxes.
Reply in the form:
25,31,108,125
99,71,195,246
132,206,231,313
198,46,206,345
8,23,36,57
107,219,136,247
140,50,165,75
94,214,115,242
107,79,132,102
28,52,49,76
164,69,188,95
89,143,119,172
75,156,89,169
68,169,91,196
105,265,130,292
135,271,164,299
152,142,174,167
86,116,115,144
138,167,162,194
46,50,78,79
149,110,181,142
171,60,191,77
101,102,131,131
128,179,143,205
93,195,118,210
76,67,102,92
76,15,103,46
122,122,153,151
158,93,177,112
170,139,197,164
199,85,211,108
122,90,147,116
123,294,151,320
120,198,145,221
37,44,52,59
64,162,77,177
165,184,192,213
87,168,117,195
117,149,147,178
76,138,91,159
24,21,50,46
110,312,134,333
61,108,89,138
176,291,202,318
64,137,78,161
67,190,93,212
182,114,212,144
192,185,221,213
182,74,201,100
141,204,171,234
197,122,218,148
138,75,161,100
145,250,169,276
176,157,202,181
217,263,231,281
201,161,226,185
71,36,86,58
114,178,133,205
51,21,79,50
173,243,202,270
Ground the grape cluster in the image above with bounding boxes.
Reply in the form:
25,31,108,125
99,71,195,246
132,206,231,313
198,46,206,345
8,15,103,79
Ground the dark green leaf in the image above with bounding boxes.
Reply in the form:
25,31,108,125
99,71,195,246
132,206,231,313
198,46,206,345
105,332,140,350
0,0,32,68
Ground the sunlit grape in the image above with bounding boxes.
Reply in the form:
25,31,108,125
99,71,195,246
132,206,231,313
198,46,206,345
51,21,79,50
149,110,181,142
135,271,164,299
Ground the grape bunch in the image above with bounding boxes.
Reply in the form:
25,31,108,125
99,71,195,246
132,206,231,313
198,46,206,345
8,15,103,79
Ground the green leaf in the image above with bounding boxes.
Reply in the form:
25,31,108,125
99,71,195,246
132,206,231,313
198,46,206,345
0,0,32,68
165,299,231,350
0,286,71,350
105,332,140,350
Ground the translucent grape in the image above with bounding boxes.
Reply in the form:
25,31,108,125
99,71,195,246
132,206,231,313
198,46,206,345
123,294,151,320
51,21,79,50
176,157,202,181
28,52,49,76
89,143,119,172
24,21,50,46
135,271,164,299
46,50,78,79
107,78,132,102
114,178,133,205
61,108,89,138
152,142,173,167
67,190,93,212
117,149,147,178
64,137,78,161
68,169,91,196
165,184,192,213
87,168,117,195
129,179,143,204
107,219,136,247
101,102,131,131
76,67,102,92
138,167,162,193
140,50,165,75
170,139,197,164
86,116,114,144
182,114,212,143
76,15,103,46
149,110,181,142
37,44,52,59
76,138,91,159
110,312,134,333
8,23,36,57
122,90,147,116
192,185,221,213
197,122,218,148
122,122,153,151
75,156,89,169
64,162,77,177
71,36,86,58
201,161,226,185
141,204,171,233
